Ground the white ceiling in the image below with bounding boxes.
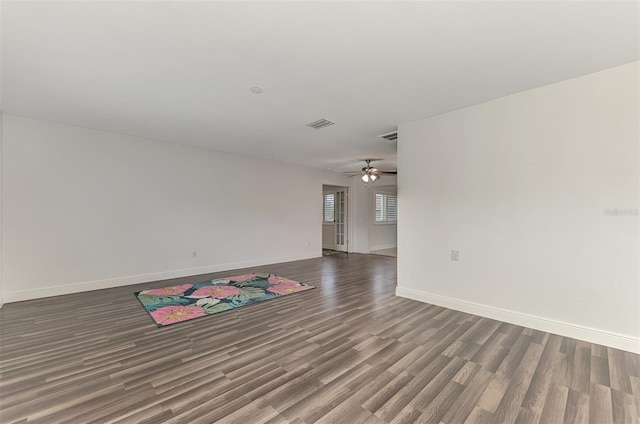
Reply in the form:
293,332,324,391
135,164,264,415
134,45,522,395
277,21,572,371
2,1,638,173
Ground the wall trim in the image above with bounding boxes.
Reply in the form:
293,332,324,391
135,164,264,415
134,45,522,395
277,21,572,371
369,243,397,251
4,252,319,303
395,286,640,354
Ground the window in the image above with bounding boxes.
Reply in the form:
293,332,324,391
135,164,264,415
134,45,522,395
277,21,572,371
375,192,397,223
323,193,335,222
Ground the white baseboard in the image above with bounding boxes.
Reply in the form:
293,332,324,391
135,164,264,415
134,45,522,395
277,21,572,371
3,252,319,303
396,286,640,354
369,243,397,251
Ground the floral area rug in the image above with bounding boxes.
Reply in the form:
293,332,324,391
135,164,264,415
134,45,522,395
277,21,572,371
135,272,314,327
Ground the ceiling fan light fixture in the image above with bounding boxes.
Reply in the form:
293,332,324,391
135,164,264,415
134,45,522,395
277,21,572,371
344,159,394,185
361,170,379,184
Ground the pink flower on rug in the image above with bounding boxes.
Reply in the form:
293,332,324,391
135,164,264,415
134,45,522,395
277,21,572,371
142,284,192,296
226,273,256,282
267,284,312,295
150,305,205,325
267,276,299,286
191,285,240,298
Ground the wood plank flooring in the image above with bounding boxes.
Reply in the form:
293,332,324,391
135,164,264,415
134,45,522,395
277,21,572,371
1,254,639,423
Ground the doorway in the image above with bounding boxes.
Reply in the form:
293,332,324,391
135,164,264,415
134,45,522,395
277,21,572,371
322,185,349,252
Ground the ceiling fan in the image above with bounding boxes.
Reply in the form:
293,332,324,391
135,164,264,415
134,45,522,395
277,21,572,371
344,159,397,183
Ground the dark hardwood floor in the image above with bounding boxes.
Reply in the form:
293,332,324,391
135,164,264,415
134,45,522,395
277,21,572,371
1,253,639,423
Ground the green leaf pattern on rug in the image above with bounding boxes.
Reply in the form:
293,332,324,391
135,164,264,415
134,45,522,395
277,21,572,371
136,294,191,309
230,287,275,303
195,298,220,307
202,302,233,314
247,279,270,289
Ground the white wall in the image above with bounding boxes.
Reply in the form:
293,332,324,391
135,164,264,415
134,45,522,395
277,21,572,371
349,178,369,253
0,112,4,308
1,115,350,301
397,62,639,353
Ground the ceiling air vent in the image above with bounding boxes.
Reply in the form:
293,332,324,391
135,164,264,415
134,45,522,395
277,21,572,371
378,130,398,142
306,119,335,129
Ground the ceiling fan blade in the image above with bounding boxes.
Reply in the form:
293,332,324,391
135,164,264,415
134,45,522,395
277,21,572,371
373,171,397,175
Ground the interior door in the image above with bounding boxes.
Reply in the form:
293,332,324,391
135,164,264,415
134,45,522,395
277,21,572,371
334,189,348,252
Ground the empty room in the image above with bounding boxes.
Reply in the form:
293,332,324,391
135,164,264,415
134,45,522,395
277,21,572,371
0,1,638,423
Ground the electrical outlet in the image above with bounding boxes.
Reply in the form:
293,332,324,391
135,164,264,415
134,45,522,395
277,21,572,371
450,250,459,261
